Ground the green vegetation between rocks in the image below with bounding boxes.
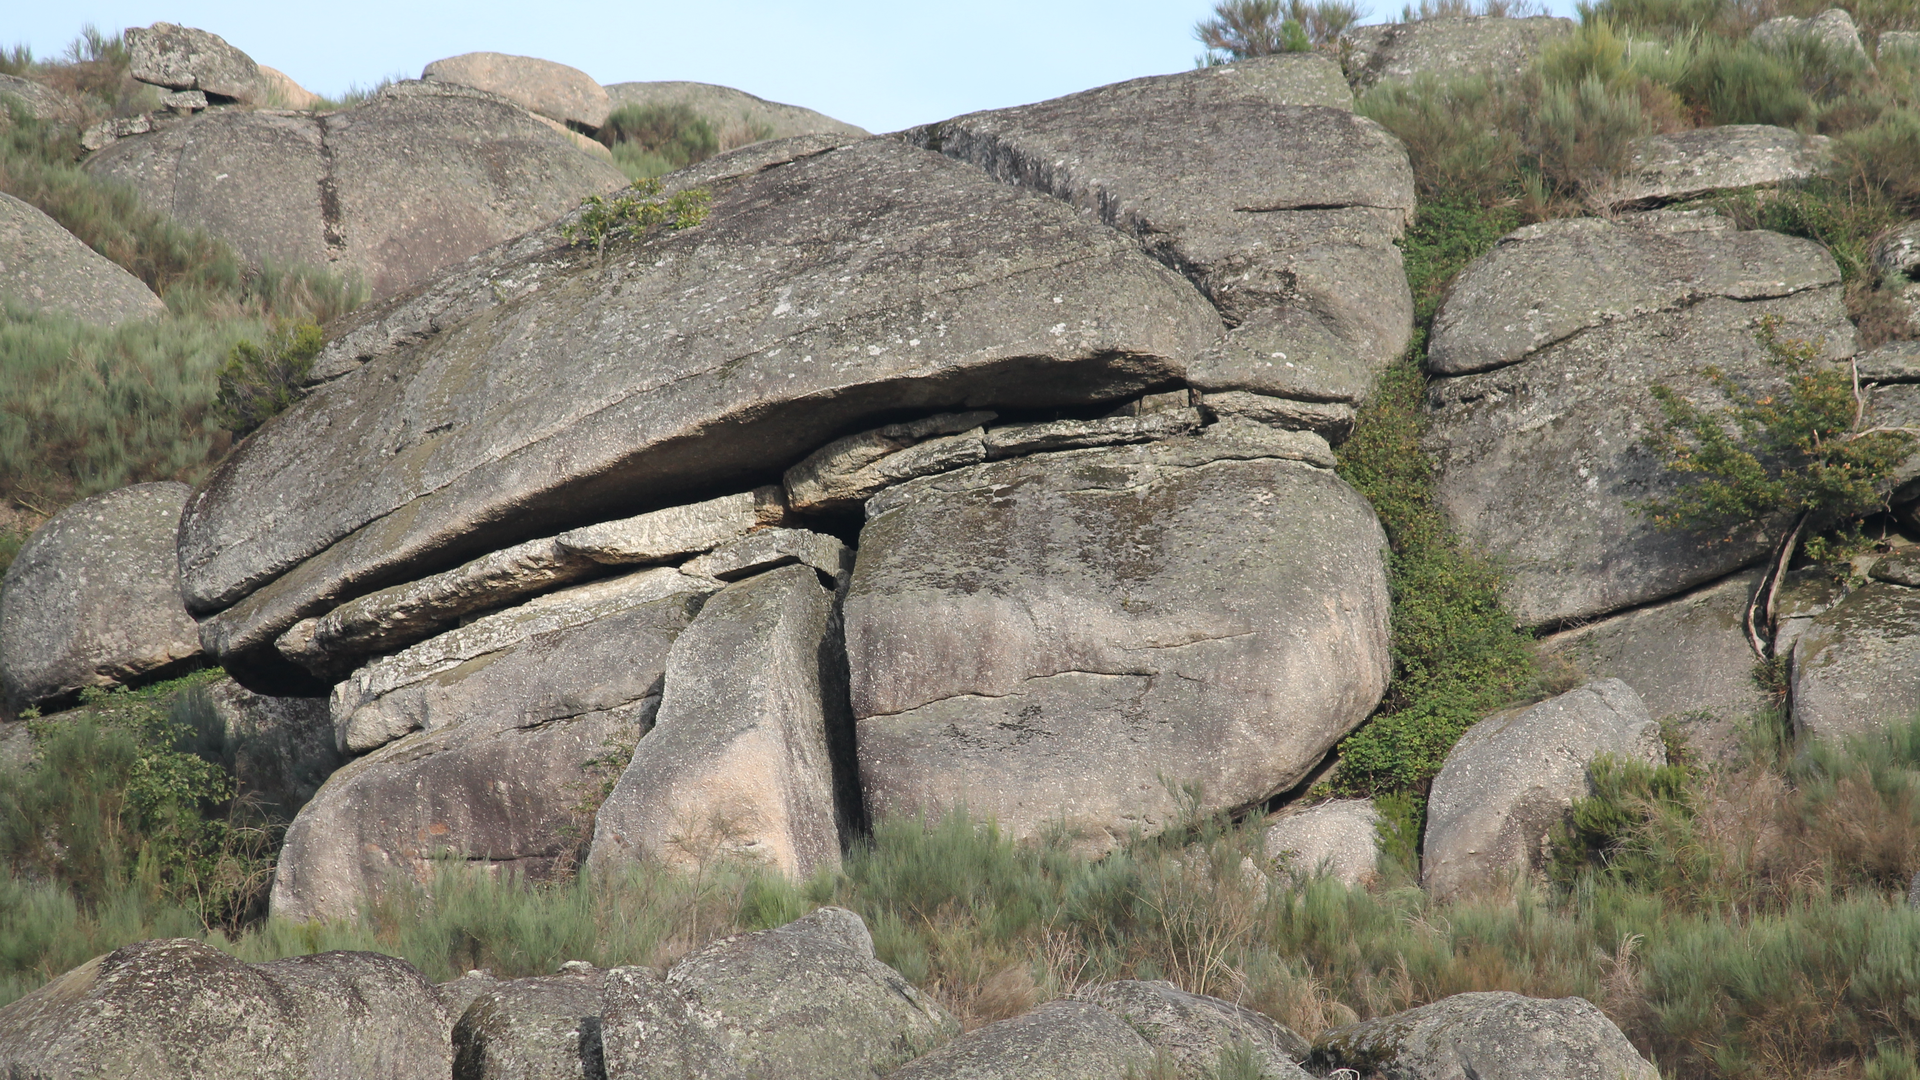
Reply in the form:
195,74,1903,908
560,177,711,261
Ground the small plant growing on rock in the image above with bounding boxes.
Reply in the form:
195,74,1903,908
1639,315,1916,655
211,320,323,438
560,178,711,263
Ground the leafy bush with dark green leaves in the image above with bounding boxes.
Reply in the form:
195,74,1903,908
211,321,324,437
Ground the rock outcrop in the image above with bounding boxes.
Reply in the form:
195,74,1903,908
845,427,1389,848
1070,980,1311,1078
424,53,613,132
1342,16,1574,89
1600,125,1831,211
603,81,869,145
1425,212,1850,626
1751,7,1870,65
1311,991,1660,1080
177,135,1221,690
85,81,627,298
453,970,603,1080
1789,581,1920,745
908,52,1416,408
1423,680,1664,900
587,563,850,880
0,191,167,326
205,678,340,817
0,74,82,124
0,939,449,1080
886,999,1153,1080
1264,798,1382,888
598,907,957,1079
127,23,271,104
0,483,202,711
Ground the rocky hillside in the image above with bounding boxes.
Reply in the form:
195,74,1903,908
1,6,1919,1078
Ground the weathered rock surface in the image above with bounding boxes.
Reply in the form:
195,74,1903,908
86,81,627,299
453,971,603,1080
258,66,321,110
887,999,1152,1080
1536,571,1769,762
1789,581,1920,745
1857,338,1920,382
599,907,957,1079
270,573,706,922
784,411,999,513
205,678,340,817
1883,31,1920,63
1424,681,1664,900
1600,125,1831,211
846,427,1388,848
1264,798,1381,888
127,23,267,103
178,136,1221,690
1070,980,1312,1078
0,74,82,123
0,191,166,327
426,52,613,131
1752,7,1870,65
1199,389,1356,441
0,939,449,1080
604,80,869,145
1342,16,1574,89
276,487,780,678
1875,220,1920,278
1310,991,1660,1080
908,53,1414,407
0,483,201,711
679,527,853,583
331,567,712,754
589,565,848,879
1425,213,1850,626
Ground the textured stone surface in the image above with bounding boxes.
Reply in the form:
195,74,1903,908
179,137,1220,690
678,527,853,583
1424,681,1664,900
887,999,1152,1080
257,66,320,110
205,678,340,817
277,487,778,678
604,80,869,146
1199,389,1357,441
1601,125,1831,211
599,908,957,1080
332,567,711,754
1425,214,1850,626
906,54,1413,405
1263,798,1381,888
0,939,448,1080
1857,338,1920,382
846,427,1388,849
0,191,166,327
453,972,603,1080
983,409,1202,459
1789,582,1920,746
86,81,627,299
1071,980,1311,1079
785,412,999,513
589,565,848,879
270,578,705,922
127,23,266,102
1874,220,1920,277
425,52,613,131
0,483,201,711
1536,570,1770,762
1310,991,1659,1080
1343,16,1574,89
1752,8,1870,63
0,74,82,123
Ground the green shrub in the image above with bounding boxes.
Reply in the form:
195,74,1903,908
1678,41,1815,126
598,103,719,180
211,321,323,438
1835,107,1920,208
1528,74,1651,195
560,178,711,260
1357,76,1525,203
1194,0,1352,61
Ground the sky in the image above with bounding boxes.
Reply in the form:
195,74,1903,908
11,1,1579,135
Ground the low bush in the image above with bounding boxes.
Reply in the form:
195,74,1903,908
211,321,323,438
1358,75,1525,203
599,103,719,180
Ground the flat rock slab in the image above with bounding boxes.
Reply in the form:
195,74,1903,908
86,80,628,299
453,972,603,1080
127,22,266,102
588,564,847,879
908,53,1414,405
0,191,166,327
1343,15,1574,89
425,52,612,131
1425,214,1850,626
1536,570,1770,763
887,999,1152,1080
1600,125,1831,211
1264,798,1382,888
604,80,869,144
1789,581,1920,746
0,482,202,711
179,136,1221,689
599,908,957,1080
845,427,1388,849
0,939,449,1080
1310,991,1659,1080
1423,680,1663,900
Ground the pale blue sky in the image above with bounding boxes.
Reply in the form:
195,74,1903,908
12,2,1580,134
